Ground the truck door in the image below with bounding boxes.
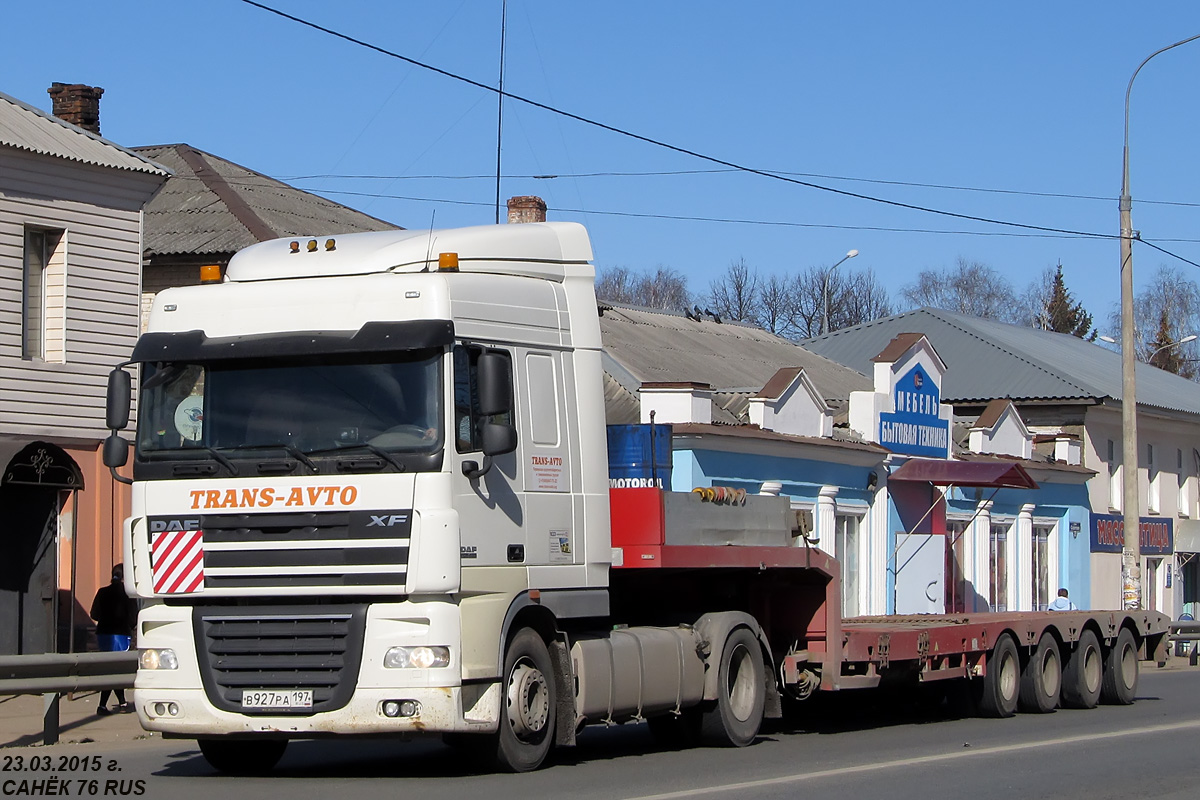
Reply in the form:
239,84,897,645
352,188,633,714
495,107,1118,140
452,344,524,567
519,350,575,574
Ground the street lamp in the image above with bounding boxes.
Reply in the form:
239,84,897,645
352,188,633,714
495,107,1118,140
821,249,858,335
1118,33,1200,610
1149,334,1198,366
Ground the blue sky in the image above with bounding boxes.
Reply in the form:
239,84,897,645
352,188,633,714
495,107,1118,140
6,2,1200,325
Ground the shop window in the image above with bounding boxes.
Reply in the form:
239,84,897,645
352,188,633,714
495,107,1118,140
1031,524,1054,611
1178,449,1193,519
989,522,1009,612
1107,439,1121,513
945,519,969,612
835,513,861,618
1148,443,1160,515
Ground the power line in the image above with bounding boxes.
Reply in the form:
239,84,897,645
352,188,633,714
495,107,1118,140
280,168,1200,209
239,0,1119,243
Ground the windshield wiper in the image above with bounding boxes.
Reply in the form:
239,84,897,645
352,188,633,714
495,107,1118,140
218,443,320,473
182,445,240,476
306,442,407,473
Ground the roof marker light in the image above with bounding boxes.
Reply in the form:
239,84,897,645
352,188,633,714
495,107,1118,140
289,241,300,254
307,239,318,253
325,238,336,251
438,252,459,272
200,265,221,284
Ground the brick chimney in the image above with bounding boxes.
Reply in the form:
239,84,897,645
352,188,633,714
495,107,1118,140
506,195,547,224
47,83,105,136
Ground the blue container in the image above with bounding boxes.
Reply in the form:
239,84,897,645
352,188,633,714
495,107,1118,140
607,424,672,488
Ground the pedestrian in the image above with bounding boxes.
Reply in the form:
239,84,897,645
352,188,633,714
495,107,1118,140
90,564,138,715
1047,587,1078,611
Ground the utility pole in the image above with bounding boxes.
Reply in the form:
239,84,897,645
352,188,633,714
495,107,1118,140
1118,33,1200,610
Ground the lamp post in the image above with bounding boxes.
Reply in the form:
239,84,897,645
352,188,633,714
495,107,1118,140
1119,34,1200,610
1149,334,1198,367
821,249,858,335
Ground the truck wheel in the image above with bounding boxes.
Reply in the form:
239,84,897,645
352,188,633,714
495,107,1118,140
496,628,556,772
1018,633,1061,713
197,738,288,774
701,627,765,747
1100,627,1138,705
1061,629,1102,709
978,634,1020,718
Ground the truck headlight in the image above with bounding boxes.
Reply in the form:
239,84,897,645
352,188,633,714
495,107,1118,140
384,646,450,669
139,648,179,670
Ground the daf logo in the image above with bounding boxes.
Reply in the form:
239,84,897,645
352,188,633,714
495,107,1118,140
150,518,202,532
367,514,409,527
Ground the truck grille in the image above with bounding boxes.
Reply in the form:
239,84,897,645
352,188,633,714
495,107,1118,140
172,510,411,592
194,604,366,715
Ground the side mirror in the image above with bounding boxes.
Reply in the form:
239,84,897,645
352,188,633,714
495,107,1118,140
481,422,517,457
103,434,129,469
106,369,132,430
475,351,512,417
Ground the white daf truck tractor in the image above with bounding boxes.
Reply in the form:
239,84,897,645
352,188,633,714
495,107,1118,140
102,222,1169,775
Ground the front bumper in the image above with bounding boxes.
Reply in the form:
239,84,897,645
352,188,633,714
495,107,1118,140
134,598,500,737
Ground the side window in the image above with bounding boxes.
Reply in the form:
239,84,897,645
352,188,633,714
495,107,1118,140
453,344,513,453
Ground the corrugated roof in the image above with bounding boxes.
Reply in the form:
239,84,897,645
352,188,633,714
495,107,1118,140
0,91,167,175
801,307,1200,416
133,144,399,257
599,303,871,412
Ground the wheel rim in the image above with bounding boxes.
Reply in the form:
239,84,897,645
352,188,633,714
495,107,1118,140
999,650,1018,702
726,644,756,722
1120,643,1137,691
1042,649,1060,697
1083,645,1102,694
507,657,550,740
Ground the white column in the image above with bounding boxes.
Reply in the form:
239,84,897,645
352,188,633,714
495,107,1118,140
817,485,839,555
867,475,889,616
974,500,993,613
1016,504,1035,611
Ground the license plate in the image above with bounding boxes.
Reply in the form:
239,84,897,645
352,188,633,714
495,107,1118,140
241,689,313,710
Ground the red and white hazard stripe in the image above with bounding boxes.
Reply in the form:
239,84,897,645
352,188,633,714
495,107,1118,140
151,530,205,594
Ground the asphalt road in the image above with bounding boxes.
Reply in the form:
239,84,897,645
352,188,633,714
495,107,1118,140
8,666,1199,800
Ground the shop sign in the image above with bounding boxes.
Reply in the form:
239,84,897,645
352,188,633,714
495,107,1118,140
878,363,950,458
1089,513,1173,555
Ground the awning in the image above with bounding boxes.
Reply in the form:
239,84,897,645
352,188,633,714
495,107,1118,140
889,458,1038,490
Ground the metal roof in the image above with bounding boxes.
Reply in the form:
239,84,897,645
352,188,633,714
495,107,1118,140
599,303,872,416
0,91,167,176
133,144,399,257
800,307,1200,416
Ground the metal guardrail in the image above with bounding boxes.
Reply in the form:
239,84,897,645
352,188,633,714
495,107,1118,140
0,651,138,745
1168,621,1200,667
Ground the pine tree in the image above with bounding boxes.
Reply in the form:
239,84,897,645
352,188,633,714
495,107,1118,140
1045,263,1094,338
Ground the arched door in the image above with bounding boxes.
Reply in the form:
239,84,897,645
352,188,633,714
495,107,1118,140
0,443,83,655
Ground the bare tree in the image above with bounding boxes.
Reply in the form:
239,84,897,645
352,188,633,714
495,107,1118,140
706,258,760,324
838,269,893,331
596,264,692,312
758,274,794,337
1105,265,1200,373
901,257,1019,321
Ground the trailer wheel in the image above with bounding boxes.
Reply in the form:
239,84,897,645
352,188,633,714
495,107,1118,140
1100,627,1138,705
1018,632,1061,713
197,738,287,774
701,627,765,747
495,627,556,772
1061,629,1102,709
978,634,1020,718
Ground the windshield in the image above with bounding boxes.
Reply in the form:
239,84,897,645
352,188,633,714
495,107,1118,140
137,349,443,463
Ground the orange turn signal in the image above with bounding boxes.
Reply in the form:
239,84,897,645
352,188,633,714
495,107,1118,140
199,265,221,284
438,252,459,271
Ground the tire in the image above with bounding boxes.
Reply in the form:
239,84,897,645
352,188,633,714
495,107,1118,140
197,738,288,775
1101,627,1139,705
495,628,556,772
978,634,1020,718
1018,632,1062,713
1061,629,1103,709
701,627,766,747
647,709,703,749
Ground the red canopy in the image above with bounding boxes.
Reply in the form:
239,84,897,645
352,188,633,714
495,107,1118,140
889,458,1038,489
